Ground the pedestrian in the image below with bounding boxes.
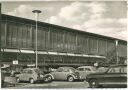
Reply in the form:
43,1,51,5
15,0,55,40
11,70,15,77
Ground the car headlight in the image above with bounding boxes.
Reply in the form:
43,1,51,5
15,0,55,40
40,74,44,78
75,75,78,77
73,74,78,78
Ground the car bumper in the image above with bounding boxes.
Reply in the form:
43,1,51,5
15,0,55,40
37,78,45,81
74,76,82,80
37,76,46,81
4,76,17,84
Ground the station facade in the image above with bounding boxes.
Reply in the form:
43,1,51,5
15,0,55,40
0,13,127,69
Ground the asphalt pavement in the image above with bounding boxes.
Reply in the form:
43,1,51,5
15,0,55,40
4,81,89,89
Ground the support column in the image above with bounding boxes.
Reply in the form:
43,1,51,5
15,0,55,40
115,40,119,65
0,3,2,64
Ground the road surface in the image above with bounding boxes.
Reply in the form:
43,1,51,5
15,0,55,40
4,81,89,89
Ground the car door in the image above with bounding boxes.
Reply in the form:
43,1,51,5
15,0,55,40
54,67,63,80
103,67,122,85
23,69,30,81
26,70,33,81
77,68,85,79
20,69,27,81
60,68,69,80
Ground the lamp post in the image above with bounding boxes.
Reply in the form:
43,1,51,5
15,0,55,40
115,40,119,65
32,10,41,68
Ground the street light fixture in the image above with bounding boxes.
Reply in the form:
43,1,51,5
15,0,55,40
32,10,42,68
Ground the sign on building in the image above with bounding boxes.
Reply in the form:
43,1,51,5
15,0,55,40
94,62,98,67
13,60,18,65
27,64,35,67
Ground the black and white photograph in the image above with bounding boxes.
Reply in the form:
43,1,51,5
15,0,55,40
0,0,127,89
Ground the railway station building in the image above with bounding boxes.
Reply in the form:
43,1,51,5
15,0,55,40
0,4,127,70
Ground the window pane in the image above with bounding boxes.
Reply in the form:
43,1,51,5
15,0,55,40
78,68,84,71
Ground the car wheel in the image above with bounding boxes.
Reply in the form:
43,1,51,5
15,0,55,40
67,76,74,82
16,78,20,83
89,79,99,88
44,76,52,82
29,78,34,84
47,76,52,82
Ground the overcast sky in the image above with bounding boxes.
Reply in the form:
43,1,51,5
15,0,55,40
1,1,127,40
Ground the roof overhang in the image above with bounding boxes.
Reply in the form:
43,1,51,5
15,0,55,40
1,49,106,59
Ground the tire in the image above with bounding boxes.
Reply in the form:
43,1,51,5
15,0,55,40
47,76,52,82
44,76,52,82
16,78,20,83
67,76,74,82
89,79,99,88
29,78,34,84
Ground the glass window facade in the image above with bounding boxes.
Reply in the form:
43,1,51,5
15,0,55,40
1,15,127,66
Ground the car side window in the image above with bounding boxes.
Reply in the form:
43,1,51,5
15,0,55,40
63,69,68,72
27,70,33,74
22,70,28,73
120,67,127,73
85,68,91,71
78,68,84,71
57,68,63,72
108,68,114,73
108,67,120,73
114,68,120,73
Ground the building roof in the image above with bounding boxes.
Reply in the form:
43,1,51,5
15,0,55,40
1,14,127,43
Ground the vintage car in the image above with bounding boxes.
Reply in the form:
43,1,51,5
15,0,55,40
46,67,80,82
16,68,52,84
1,67,17,87
77,66,96,80
86,65,127,88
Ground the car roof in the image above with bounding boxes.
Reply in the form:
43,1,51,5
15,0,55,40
23,68,39,70
78,66,94,68
59,67,75,69
110,64,127,68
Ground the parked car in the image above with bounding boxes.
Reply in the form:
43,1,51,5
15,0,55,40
46,67,80,82
1,67,17,87
86,65,127,88
16,68,52,84
77,66,96,80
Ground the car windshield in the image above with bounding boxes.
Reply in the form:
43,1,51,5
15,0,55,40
96,67,108,72
68,67,76,72
78,68,84,71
